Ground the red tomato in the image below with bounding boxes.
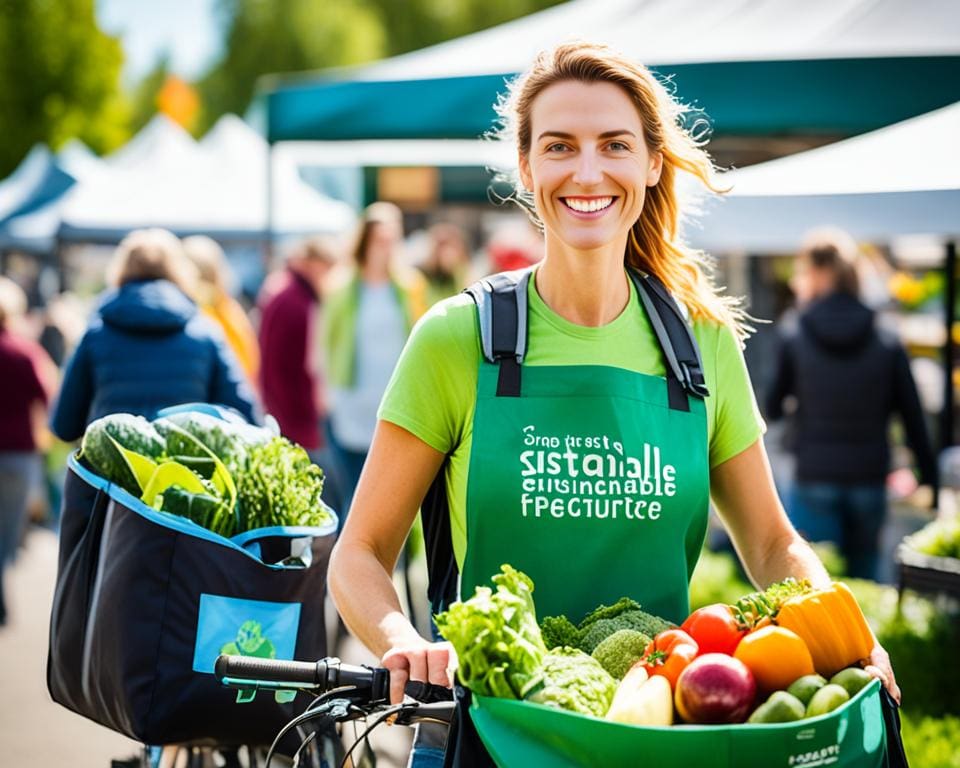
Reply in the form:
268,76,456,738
681,604,746,656
641,629,699,688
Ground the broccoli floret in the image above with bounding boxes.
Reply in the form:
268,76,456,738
579,597,644,627
591,629,651,679
525,647,616,718
579,610,673,653
540,615,581,650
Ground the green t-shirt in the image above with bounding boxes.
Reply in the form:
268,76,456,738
379,272,765,567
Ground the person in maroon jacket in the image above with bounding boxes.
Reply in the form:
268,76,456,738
0,277,56,626
258,237,343,514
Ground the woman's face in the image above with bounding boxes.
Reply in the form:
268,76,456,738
364,221,400,272
518,80,662,254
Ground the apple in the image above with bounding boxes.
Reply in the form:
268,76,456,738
674,653,757,724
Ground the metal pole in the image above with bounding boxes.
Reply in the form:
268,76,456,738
941,240,957,455
265,140,275,270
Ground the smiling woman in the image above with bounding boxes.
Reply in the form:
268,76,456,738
328,41,898,768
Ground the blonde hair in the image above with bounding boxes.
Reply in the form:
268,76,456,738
182,235,231,303
108,228,198,297
496,41,748,337
0,276,28,329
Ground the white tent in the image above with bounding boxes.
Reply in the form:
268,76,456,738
198,114,355,237
350,0,960,81
58,115,354,243
687,102,960,252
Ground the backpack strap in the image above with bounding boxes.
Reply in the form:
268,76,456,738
628,269,710,411
422,268,533,615
464,267,532,398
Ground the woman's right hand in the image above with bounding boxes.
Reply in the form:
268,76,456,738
381,640,457,704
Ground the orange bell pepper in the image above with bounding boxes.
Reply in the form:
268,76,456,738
640,629,699,688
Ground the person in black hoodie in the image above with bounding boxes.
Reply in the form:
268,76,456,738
51,229,258,441
766,230,936,579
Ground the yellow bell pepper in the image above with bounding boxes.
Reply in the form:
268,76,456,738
775,582,874,677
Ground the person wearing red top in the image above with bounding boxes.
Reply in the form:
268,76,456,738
0,277,55,626
257,237,343,514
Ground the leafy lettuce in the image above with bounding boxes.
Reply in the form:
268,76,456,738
435,565,546,699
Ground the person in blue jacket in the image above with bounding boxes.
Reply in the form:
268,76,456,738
51,228,259,441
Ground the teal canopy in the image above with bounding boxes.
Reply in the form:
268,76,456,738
266,57,960,143
261,0,960,143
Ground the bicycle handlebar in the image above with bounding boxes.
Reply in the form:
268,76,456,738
214,654,453,705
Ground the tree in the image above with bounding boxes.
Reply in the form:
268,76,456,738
193,0,566,134
367,0,567,57
196,0,387,133
0,0,129,177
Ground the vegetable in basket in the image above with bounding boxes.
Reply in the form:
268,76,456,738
80,414,165,494
591,629,651,680
774,582,875,677
437,567,668,720
434,565,547,700
541,597,673,654
525,647,617,718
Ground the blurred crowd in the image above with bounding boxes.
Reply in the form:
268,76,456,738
0,210,937,625
0,204,543,624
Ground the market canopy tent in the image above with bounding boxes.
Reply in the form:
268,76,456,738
199,114,355,237
262,0,960,143
0,141,102,254
687,101,960,252
58,115,354,244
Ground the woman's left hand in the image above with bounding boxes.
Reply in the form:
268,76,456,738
864,643,901,705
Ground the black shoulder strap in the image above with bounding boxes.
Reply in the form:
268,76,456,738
465,267,532,397
629,269,710,411
422,268,532,615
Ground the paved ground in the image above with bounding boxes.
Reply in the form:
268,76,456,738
0,527,414,767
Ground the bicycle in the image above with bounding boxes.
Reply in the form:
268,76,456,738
213,654,455,768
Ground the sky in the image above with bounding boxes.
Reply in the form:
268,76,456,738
96,0,223,83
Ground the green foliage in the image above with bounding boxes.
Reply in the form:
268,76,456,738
196,0,387,133
129,55,172,135
194,0,566,133
905,517,960,559
368,0,567,58
0,0,129,176
900,712,960,768
809,540,848,577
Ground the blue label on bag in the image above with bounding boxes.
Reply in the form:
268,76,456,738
193,593,301,674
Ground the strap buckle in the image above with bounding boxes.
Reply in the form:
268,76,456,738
679,361,710,399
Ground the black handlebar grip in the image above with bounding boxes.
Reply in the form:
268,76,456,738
403,680,455,703
215,654,323,685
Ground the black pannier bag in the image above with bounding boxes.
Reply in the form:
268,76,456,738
47,450,336,746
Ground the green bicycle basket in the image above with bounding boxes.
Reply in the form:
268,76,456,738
471,678,886,768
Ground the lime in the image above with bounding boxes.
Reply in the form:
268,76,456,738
748,691,806,723
829,667,872,698
805,683,850,717
787,674,828,706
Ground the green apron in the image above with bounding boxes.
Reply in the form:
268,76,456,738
459,272,710,625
